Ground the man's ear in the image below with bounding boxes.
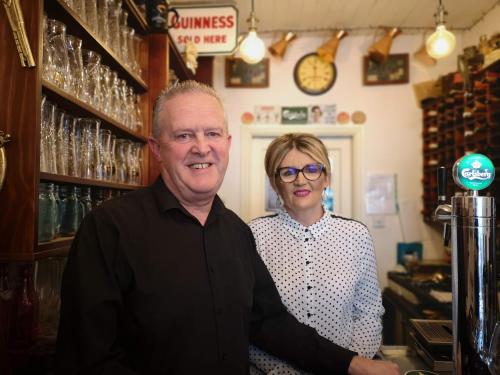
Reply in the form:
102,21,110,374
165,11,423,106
148,137,161,162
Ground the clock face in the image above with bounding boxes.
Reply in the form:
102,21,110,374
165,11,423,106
293,53,337,95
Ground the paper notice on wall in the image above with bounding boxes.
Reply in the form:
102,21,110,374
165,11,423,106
398,199,422,242
365,173,397,215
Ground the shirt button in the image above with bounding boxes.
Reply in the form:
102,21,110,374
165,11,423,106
304,238,309,242
222,352,228,360
305,229,309,232
209,266,215,273
216,307,223,315
307,285,313,290
307,312,313,318
306,260,311,265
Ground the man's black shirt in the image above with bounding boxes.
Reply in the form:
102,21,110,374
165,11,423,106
55,178,356,374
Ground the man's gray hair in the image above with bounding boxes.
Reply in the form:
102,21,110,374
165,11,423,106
151,80,226,139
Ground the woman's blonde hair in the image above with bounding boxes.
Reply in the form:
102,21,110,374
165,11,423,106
265,133,331,191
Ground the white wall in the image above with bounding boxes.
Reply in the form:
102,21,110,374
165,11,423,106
210,21,496,286
462,4,500,47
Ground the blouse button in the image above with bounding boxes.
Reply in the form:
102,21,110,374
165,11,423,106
304,238,309,242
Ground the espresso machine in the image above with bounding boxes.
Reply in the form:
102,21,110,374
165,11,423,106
435,153,499,374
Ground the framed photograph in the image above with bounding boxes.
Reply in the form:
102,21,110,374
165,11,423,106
225,58,270,88
363,53,409,85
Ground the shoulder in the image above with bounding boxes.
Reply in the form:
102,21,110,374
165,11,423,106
248,213,279,230
329,214,371,236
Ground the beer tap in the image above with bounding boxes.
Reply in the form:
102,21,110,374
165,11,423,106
434,154,498,374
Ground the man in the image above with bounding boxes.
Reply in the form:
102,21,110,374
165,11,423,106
55,81,399,375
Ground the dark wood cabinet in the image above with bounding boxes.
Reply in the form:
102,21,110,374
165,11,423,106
0,0,195,261
421,60,500,224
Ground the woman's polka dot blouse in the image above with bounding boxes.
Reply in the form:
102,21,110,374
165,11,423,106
248,209,384,374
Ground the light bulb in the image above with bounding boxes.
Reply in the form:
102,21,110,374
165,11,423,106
426,24,456,59
239,30,265,64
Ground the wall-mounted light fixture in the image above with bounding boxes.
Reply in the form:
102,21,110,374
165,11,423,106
268,32,297,59
368,27,401,62
414,34,437,66
239,0,265,64
317,30,348,64
426,0,456,59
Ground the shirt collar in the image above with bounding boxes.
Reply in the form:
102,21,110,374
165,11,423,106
151,176,225,219
278,207,330,240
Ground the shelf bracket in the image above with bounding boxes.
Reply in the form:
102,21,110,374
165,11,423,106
0,131,12,192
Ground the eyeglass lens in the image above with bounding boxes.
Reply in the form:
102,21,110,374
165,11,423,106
278,163,323,182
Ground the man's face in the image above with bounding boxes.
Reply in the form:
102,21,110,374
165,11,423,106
149,92,231,205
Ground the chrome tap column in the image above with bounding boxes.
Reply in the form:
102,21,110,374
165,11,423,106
435,154,498,375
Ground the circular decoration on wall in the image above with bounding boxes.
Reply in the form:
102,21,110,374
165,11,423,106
241,112,255,124
293,53,337,95
337,111,350,124
351,111,367,124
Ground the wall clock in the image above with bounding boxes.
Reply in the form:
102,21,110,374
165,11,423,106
293,53,337,95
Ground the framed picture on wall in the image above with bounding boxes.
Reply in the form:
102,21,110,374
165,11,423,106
225,57,270,88
363,53,409,85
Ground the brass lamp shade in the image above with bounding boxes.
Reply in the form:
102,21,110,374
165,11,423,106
413,42,437,66
268,32,297,58
368,27,401,62
317,30,348,63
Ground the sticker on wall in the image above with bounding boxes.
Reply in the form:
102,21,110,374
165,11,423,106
241,112,254,124
308,104,336,124
281,106,308,124
255,105,281,124
337,111,350,124
351,111,366,124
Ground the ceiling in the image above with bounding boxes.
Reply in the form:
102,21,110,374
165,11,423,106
171,0,500,35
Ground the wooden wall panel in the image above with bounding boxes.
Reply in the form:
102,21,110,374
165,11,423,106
0,0,42,260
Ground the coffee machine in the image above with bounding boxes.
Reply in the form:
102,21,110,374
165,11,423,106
435,153,499,374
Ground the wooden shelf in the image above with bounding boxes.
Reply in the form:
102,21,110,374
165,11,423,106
168,35,195,81
45,0,148,92
40,172,145,190
36,237,73,258
42,80,147,142
124,0,149,34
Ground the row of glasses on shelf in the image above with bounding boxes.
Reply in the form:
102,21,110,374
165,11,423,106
61,0,143,75
43,17,144,133
38,182,127,242
41,97,144,185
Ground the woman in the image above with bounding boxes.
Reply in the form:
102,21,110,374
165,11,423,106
249,133,384,374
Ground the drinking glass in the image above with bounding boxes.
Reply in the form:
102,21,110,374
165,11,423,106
40,99,58,174
109,71,121,120
97,0,109,45
46,19,70,91
108,0,122,55
100,129,113,180
132,34,143,75
133,93,144,134
98,65,112,114
68,118,82,177
79,118,97,179
81,49,101,109
85,0,98,33
42,14,53,82
115,138,128,183
71,0,86,23
120,26,130,63
55,110,71,175
59,185,84,236
66,35,84,99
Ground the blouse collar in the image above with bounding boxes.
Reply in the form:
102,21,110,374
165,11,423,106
277,206,330,240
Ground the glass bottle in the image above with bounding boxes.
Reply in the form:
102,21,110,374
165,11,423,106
38,183,57,242
59,185,83,236
80,187,93,219
53,184,61,238
9,264,39,349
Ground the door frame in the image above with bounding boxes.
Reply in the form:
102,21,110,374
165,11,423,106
240,125,364,221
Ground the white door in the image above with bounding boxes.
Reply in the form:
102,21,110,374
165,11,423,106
240,125,363,223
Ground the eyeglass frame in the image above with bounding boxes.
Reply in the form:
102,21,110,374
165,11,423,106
275,163,326,183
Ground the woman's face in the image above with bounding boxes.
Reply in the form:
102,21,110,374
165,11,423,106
275,148,330,217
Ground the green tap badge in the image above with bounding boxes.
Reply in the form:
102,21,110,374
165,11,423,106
453,153,495,190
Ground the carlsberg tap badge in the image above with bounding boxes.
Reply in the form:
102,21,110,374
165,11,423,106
453,153,495,190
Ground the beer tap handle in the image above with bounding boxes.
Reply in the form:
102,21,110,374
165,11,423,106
437,166,447,204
